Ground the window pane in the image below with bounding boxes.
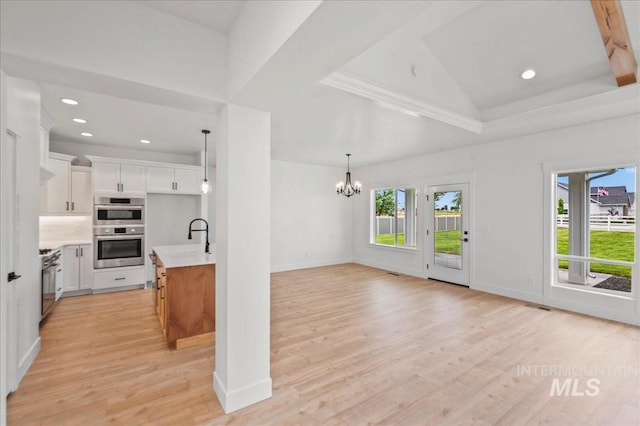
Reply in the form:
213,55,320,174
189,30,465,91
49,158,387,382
555,167,635,293
374,187,417,247
434,190,462,269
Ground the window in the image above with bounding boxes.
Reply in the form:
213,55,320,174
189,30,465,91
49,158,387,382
372,187,417,247
554,167,636,294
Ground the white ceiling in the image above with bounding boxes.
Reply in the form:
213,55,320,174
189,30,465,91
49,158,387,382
137,1,244,35
41,84,216,156
1,0,638,168
422,0,614,111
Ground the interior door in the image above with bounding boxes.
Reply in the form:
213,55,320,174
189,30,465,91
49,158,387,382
1,130,19,406
426,183,470,286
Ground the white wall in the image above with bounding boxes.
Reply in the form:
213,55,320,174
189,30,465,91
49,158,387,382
145,194,202,282
5,76,42,383
271,160,352,272
50,139,198,166
352,114,640,307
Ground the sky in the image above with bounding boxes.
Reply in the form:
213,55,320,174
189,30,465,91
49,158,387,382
557,167,636,192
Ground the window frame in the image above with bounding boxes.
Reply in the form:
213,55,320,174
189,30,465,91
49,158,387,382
543,156,639,324
370,186,418,250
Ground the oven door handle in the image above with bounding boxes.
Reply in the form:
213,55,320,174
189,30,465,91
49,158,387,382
95,205,143,210
95,234,144,240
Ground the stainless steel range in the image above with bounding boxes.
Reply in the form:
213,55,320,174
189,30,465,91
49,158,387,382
40,248,61,322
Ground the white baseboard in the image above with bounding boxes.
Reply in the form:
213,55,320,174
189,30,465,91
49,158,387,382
213,371,272,414
17,337,40,385
471,281,544,305
352,258,425,279
271,257,352,273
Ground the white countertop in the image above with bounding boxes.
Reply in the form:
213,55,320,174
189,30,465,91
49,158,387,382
40,240,92,250
153,243,216,268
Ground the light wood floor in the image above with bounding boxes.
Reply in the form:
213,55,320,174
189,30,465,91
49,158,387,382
8,263,640,425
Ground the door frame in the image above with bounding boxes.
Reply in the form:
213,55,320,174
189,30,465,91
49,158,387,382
422,173,476,286
1,69,8,424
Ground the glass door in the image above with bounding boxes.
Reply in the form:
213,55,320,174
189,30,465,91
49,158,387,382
426,183,470,286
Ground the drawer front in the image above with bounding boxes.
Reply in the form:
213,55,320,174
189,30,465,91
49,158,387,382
93,267,145,290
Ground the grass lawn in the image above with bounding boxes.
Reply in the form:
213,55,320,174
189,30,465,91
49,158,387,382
376,233,405,245
377,230,461,253
557,228,634,278
434,229,461,255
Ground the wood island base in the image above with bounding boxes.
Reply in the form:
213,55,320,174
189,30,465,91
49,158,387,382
152,247,215,349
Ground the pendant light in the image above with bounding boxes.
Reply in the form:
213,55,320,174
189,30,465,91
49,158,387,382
336,153,362,197
201,129,211,194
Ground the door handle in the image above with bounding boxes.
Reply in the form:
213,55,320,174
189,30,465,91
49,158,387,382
66,201,69,211
7,272,21,282
80,247,84,256
76,248,79,257
71,202,75,211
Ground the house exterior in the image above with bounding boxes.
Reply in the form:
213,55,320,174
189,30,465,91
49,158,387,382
557,183,636,217
590,186,636,216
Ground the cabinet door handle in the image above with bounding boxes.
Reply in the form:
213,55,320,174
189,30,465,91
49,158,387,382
121,183,124,192
71,202,75,211
75,248,79,257
66,201,69,211
115,277,125,281
80,247,84,256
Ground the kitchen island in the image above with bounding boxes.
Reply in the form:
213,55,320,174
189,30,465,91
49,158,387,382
152,244,215,349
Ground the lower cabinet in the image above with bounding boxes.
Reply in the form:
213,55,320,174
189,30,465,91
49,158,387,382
153,253,214,349
62,244,93,292
93,265,145,291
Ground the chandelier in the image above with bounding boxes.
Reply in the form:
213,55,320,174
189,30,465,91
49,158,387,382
336,154,361,197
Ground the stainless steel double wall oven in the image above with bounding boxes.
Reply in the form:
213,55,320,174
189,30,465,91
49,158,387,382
93,196,145,268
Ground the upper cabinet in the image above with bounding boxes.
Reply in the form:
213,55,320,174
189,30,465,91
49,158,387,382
86,155,205,198
39,108,56,184
146,166,201,194
40,153,92,215
92,161,145,196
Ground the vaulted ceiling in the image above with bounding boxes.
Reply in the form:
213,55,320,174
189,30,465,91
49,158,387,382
1,0,638,167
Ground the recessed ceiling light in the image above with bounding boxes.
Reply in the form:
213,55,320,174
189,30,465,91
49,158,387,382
140,139,151,144
72,118,87,124
521,69,536,80
61,98,79,105
81,132,93,137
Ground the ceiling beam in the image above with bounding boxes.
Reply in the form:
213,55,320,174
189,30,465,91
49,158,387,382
590,0,637,86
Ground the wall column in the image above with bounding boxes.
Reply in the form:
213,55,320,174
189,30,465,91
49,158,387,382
214,104,271,413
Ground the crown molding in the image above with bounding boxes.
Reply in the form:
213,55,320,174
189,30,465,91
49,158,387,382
320,70,640,138
319,71,484,133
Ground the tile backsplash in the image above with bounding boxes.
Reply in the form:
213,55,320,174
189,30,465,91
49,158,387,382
39,216,92,242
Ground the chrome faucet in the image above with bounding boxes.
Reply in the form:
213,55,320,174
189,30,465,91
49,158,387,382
188,218,210,253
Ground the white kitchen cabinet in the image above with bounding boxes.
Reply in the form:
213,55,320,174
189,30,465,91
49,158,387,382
92,161,145,196
146,166,201,194
40,153,92,214
62,244,93,292
70,167,92,213
55,251,64,301
93,265,145,290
